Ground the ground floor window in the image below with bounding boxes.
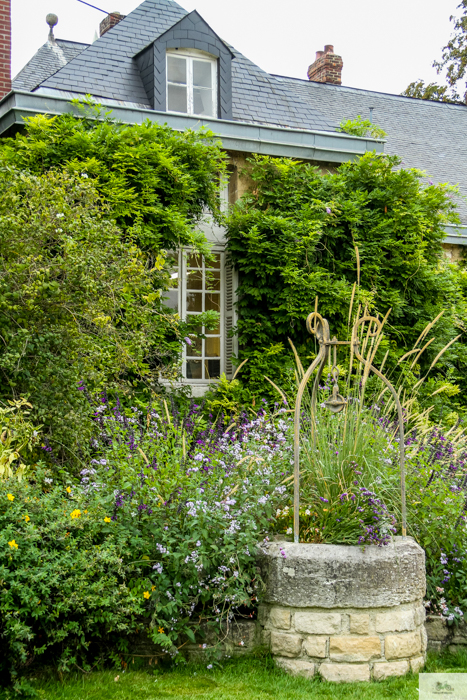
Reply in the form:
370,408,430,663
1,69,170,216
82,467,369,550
165,249,237,385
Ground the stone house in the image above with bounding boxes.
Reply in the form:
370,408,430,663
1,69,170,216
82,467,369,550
1,0,466,392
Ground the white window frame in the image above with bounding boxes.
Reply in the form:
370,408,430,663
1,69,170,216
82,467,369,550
180,249,224,383
166,48,218,118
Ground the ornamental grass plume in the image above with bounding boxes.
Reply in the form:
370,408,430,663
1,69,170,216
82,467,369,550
271,296,463,546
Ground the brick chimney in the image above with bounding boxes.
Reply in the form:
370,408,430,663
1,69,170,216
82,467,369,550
0,0,11,99
308,45,343,85
99,12,126,37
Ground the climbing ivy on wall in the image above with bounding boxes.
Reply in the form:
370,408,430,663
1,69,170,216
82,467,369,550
226,153,467,413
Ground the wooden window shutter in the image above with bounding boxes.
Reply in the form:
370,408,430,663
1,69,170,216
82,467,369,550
224,260,238,379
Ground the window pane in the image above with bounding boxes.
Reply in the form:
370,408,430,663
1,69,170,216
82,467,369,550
205,293,220,312
206,337,220,357
206,254,221,269
193,87,213,117
186,316,202,332
187,253,202,268
164,289,178,310
205,359,221,379
187,292,202,312
186,360,202,379
205,271,220,291
187,270,203,290
193,60,212,88
167,55,187,84
187,335,202,356
206,323,220,336
168,84,187,113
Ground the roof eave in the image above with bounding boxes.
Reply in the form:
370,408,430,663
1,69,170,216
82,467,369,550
0,90,385,164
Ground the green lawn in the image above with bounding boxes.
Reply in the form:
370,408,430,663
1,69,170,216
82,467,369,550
12,651,467,700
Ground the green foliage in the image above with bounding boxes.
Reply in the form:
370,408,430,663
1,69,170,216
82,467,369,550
0,110,227,452
0,167,161,451
404,1,467,103
338,116,386,139
433,0,467,103
0,400,290,688
226,153,465,408
0,399,42,481
402,428,467,622
0,105,227,255
203,372,251,418
402,80,455,103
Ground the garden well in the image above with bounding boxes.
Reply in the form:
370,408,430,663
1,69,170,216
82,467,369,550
259,310,428,682
258,537,427,682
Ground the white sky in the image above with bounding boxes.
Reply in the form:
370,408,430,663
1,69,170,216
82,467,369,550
12,0,460,95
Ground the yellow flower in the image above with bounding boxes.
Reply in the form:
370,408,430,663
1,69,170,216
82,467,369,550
104,517,111,523
151,585,156,591
7,494,14,501
24,515,30,523
8,540,18,549
84,510,88,514
66,487,72,493
143,591,150,599
158,627,164,634
70,509,81,519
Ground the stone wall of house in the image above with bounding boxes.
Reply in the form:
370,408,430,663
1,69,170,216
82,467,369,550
226,152,336,205
442,243,464,263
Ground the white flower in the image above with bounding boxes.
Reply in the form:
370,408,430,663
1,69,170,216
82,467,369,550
207,664,213,670
305,509,310,516
286,527,293,535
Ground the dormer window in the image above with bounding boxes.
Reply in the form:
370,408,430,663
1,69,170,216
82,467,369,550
167,50,217,118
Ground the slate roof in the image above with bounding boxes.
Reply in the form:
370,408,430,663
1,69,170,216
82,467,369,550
13,39,88,92
12,0,467,222
273,75,467,221
37,0,335,131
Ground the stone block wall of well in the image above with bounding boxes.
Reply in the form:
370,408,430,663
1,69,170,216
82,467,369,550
259,601,427,681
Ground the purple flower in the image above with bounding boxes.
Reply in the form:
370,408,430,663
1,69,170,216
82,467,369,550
326,207,331,214
319,497,329,503
429,180,433,185
184,337,192,345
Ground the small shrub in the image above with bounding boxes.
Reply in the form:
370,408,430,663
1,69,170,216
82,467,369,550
338,115,387,139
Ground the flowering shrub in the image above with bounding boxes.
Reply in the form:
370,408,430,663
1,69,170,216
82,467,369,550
0,399,291,687
403,426,467,623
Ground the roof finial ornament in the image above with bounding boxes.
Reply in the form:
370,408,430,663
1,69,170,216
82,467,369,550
46,13,58,44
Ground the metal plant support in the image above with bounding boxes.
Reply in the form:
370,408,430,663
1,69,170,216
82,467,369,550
293,312,407,544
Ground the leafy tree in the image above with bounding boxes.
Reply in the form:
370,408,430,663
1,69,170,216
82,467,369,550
226,153,466,412
402,80,453,102
403,1,467,103
0,167,184,454
0,108,227,452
